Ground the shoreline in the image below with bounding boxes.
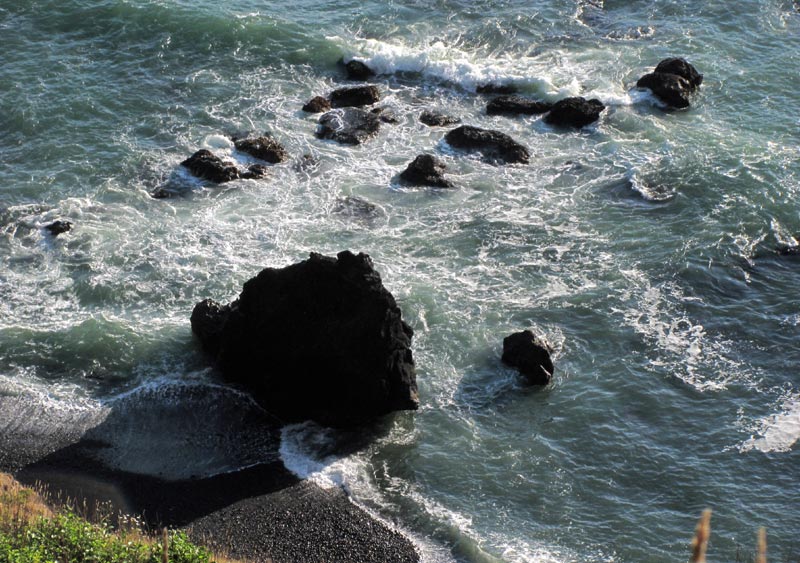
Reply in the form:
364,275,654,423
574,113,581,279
5,436,419,563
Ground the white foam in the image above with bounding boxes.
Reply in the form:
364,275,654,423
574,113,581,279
739,393,800,453
336,36,555,94
279,422,365,490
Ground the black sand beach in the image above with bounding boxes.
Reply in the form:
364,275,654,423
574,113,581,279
1,410,419,563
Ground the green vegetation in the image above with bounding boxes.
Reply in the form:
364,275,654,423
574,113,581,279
0,473,242,563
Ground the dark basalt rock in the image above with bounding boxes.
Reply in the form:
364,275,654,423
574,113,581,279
501,330,554,385
637,58,702,108
636,72,693,109
329,85,380,108
234,136,288,164
240,164,269,179
487,95,553,116
444,125,530,164
399,155,455,188
302,96,332,113
45,220,72,236
476,83,518,95
345,60,375,81
419,110,461,127
544,97,605,128
654,57,703,88
181,149,240,183
316,108,381,145
191,250,419,427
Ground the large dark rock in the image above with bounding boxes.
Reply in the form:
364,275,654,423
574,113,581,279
234,136,288,164
316,108,381,145
419,110,461,127
345,60,375,80
544,97,605,128
302,96,332,113
399,155,454,188
636,72,693,109
444,125,529,164
654,57,703,88
501,330,554,385
45,220,72,236
487,95,553,116
181,149,240,183
191,251,419,427
329,86,380,108
636,58,702,108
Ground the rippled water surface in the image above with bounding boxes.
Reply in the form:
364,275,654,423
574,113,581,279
1,1,799,561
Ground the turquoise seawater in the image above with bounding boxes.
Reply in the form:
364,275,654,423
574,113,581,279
1,1,799,561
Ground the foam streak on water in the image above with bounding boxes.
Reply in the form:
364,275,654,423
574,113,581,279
2,1,800,562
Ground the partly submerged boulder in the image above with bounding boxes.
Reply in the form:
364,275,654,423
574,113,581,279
234,136,288,164
636,57,702,109
345,60,375,80
419,110,461,127
399,155,455,188
444,125,530,164
191,251,419,427
45,220,72,236
487,95,552,116
302,96,332,113
316,108,381,145
330,85,380,108
501,330,554,385
543,97,605,128
181,149,240,183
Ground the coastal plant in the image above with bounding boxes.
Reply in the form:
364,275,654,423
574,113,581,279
0,473,246,563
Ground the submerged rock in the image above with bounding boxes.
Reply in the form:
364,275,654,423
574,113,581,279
399,155,455,188
419,110,461,127
332,196,383,221
487,95,552,116
330,85,380,108
181,149,239,183
240,164,269,179
636,57,702,109
502,330,554,385
476,83,518,95
191,251,419,427
45,220,72,236
544,97,605,128
234,136,288,164
345,60,375,80
444,125,530,164
302,96,332,113
371,106,400,124
316,108,381,145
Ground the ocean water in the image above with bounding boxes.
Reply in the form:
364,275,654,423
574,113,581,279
1,0,799,561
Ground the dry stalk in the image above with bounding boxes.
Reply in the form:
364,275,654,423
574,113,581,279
690,509,712,563
757,527,767,563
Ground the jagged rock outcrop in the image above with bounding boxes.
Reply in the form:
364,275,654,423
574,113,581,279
501,330,554,385
181,149,240,183
444,125,529,164
544,97,605,128
486,95,552,116
330,85,380,108
636,57,703,109
399,155,455,188
419,110,461,127
234,136,288,164
191,251,419,427
316,108,381,145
